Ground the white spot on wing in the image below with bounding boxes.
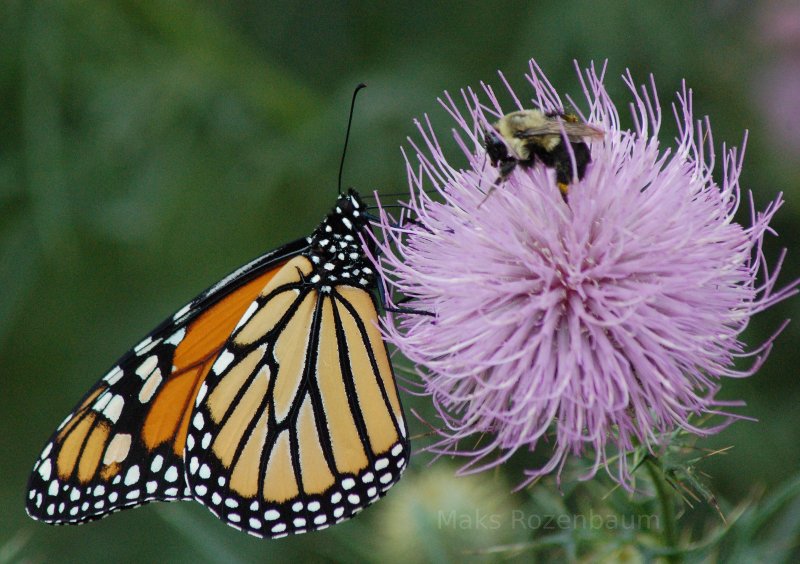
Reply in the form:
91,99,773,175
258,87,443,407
134,337,159,356
56,413,74,432
103,433,132,465
193,412,204,430
38,458,52,481
235,301,259,331
102,395,125,423
195,383,208,407
135,355,159,379
93,391,112,412
212,350,235,375
138,368,163,403
103,366,123,385
264,509,280,521
173,303,192,321
164,466,179,483
165,327,186,346
124,465,140,486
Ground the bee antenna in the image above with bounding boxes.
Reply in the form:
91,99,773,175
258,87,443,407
338,83,367,196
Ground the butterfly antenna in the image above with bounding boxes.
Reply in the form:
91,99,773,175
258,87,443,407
338,82,367,195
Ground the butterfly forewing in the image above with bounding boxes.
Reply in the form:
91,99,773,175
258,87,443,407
26,243,304,524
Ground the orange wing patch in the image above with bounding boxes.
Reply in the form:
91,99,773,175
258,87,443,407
142,265,285,456
26,241,317,528
316,296,367,473
297,397,335,494
338,287,404,427
262,431,299,503
56,414,98,482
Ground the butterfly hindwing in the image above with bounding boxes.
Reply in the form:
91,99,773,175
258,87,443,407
26,241,307,524
185,200,410,538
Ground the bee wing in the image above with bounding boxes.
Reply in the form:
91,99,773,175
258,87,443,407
515,121,604,142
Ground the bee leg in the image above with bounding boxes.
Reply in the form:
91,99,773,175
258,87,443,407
552,163,568,197
478,177,502,208
478,160,516,207
498,159,518,178
556,143,591,199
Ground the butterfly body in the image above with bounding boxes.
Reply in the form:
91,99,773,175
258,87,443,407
26,189,409,539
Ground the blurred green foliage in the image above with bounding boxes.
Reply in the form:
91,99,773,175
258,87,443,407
3,1,800,562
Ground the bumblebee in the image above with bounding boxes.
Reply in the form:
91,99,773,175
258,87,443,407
484,109,604,195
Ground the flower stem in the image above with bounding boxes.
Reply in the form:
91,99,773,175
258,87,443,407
645,457,679,563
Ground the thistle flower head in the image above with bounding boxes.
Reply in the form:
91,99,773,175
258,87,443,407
374,60,799,487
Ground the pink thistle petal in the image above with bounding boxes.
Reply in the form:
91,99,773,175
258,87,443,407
372,60,800,489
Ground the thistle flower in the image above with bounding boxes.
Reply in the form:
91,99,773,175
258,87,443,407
373,60,799,488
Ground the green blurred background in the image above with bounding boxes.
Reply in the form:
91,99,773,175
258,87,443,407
3,1,800,562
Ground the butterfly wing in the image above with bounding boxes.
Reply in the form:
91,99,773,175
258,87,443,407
26,240,308,524
185,255,409,538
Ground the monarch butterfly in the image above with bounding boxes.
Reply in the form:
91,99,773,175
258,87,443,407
25,88,409,539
